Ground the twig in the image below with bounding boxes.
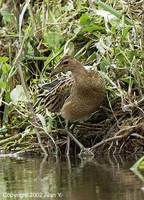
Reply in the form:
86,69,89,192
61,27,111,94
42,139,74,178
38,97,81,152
91,125,137,151
29,118,59,155
130,133,144,140
13,0,48,156
0,134,21,146
107,93,120,128
91,135,126,151
115,125,136,136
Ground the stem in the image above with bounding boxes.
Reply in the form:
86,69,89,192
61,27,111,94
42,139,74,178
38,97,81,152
12,0,48,156
97,0,133,25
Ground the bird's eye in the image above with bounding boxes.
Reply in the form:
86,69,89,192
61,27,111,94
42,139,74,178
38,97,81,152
62,60,69,65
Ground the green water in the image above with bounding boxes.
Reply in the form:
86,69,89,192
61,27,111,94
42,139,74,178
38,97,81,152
0,155,143,200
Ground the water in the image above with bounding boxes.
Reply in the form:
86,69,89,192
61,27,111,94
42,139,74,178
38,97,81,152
0,155,143,200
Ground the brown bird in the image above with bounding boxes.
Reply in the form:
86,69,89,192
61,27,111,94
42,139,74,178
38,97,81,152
37,56,105,155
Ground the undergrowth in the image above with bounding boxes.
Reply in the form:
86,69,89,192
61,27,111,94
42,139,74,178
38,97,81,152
0,0,144,155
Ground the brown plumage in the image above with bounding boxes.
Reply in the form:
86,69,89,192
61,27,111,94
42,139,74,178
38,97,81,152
36,56,106,155
37,76,72,113
37,56,105,121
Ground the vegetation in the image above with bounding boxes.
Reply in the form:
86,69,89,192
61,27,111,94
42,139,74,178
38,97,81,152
0,0,144,156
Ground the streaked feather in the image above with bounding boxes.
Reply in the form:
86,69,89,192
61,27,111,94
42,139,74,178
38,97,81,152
35,76,73,113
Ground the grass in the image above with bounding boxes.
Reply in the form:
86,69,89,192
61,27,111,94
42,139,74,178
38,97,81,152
0,0,143,155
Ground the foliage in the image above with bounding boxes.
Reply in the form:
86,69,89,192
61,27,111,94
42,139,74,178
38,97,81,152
0,0,143,155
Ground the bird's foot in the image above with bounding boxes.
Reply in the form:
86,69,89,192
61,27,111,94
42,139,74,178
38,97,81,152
79,148,94,158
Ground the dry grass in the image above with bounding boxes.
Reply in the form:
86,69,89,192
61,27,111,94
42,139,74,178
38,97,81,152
0,0,143,155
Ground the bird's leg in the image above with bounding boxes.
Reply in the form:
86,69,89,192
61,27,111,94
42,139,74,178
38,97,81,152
65,120,85,151
65,121,71,155
65,121,94,157
69,122,77,131
66,135,70,155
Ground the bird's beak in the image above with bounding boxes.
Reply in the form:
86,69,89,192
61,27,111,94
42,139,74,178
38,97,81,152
50,63,61,77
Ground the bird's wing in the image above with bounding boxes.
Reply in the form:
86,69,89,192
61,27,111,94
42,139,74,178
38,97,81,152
35,76,73,113
89,70,105,90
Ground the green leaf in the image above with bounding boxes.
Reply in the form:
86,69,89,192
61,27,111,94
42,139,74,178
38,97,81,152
122,27,130,39
0,127,7,134
0,79,6,89
2,63,10,74
0,56,9,62
97,1,133,25
0,9,13,24
138,161,144,170
80,13,90,25
44,31,63,49
83,24,105,33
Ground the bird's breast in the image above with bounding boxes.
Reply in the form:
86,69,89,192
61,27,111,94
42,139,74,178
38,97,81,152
60,93,103,121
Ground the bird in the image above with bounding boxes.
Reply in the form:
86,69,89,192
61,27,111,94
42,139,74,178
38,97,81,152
37,56,105,155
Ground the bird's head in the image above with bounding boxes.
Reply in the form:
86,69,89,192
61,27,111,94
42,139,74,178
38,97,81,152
51,56,82,76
